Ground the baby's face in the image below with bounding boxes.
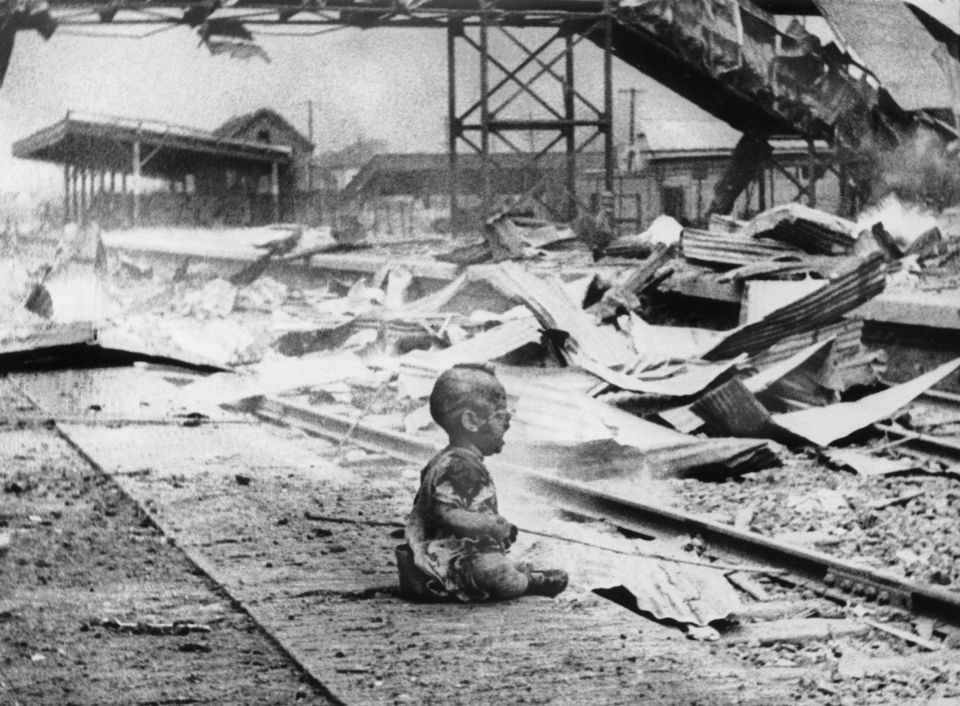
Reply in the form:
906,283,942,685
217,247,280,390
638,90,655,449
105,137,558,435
473,392,511,456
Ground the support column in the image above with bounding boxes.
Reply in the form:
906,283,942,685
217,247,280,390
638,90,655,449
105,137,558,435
132,140,141,227
447,21,460,235
563,29,576,220
807,139,817,208
79,168,88,226
757,166,767,212
603,0,614,196
71,168,79,224
63,164,71,225
479,12,491,219
271,162,280,223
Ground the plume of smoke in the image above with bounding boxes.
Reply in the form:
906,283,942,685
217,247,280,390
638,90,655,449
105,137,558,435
868,128,960,211
855,194,939,249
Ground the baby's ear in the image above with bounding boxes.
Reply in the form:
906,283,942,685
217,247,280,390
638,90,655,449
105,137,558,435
460,408,482,433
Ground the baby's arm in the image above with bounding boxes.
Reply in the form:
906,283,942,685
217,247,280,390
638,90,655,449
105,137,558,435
436,507,516,544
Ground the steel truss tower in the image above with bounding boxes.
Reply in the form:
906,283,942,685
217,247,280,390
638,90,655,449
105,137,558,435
446,1,615,231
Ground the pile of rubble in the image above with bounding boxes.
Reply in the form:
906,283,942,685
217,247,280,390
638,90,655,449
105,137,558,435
4,202,960,669
6,202,960,484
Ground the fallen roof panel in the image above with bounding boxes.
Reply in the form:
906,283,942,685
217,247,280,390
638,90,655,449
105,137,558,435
578,356,740,398
465,263,635,369
745,338,835,394
182,351,370,405
774,357,960,446
742,203,857,255
583,553,743,627
681,228,803,267
0,321,97,359
397,316,543,398
502,371,779,477
703,253,885,361
692,376,775,438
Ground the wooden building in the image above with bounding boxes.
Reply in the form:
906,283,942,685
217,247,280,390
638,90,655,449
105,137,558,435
12,108,313,228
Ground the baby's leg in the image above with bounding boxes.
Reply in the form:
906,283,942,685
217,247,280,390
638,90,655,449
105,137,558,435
468,552,529,600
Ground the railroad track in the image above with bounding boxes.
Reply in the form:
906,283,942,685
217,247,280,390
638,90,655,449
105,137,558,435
7,364,960,703
252,394,960,628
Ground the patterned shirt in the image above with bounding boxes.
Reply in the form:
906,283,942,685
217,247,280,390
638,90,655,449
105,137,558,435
405,445,502,601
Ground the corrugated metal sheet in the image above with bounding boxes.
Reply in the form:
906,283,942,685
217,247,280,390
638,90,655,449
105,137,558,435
774,357,960,446
578,356,740,397
745,339,835,394
183,351,370,405
403,265,634,373
99,315,257,369
658,340,835,434
472,263,635,369
748,320,880,392
681,228,803,266
396,316,543,398
522,538,743,626
630,315,726,364
501,372,779,477
813,0,951,111
750,319,862,368
691,377,773,437
742,203,857,255
703,253,885,361
741,279,827,324
721,255,863,285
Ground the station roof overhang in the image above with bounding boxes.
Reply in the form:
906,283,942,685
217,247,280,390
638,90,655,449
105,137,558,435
12,111,293,180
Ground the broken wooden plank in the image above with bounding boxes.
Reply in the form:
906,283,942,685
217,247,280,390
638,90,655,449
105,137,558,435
863,619,943,651
866,490,925,511
721,618,869,645
737,600,837,621
824,449,920,477
726,571,771,601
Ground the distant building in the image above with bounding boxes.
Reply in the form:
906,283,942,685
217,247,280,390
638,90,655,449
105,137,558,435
583,119,840,232
11,108,314,228
213,108,314,195
339,151,605,235
312,138,388,193
337,130,839,236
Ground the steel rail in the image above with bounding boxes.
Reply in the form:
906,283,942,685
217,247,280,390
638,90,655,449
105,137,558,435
252,395,960,625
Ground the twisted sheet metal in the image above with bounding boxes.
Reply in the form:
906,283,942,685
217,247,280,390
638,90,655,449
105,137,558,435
703,253,885,361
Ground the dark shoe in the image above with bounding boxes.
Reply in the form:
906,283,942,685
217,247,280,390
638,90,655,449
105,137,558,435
525,569,568,597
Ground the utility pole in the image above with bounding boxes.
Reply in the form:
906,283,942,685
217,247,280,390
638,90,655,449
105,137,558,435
618,87,643,146
307,99,315,191
618,87,643,173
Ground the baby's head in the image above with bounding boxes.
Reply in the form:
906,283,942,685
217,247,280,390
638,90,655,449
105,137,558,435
429,363,511,456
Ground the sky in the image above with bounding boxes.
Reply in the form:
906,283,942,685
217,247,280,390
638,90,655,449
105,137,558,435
0,18,714,200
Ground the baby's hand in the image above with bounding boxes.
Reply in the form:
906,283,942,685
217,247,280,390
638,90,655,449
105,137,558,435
490,516,518,547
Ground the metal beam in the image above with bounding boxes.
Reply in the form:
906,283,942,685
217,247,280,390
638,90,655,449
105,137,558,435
132,139,141,227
